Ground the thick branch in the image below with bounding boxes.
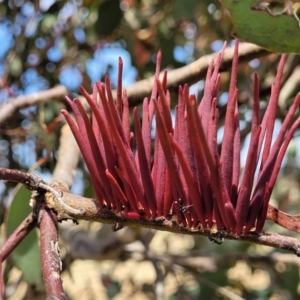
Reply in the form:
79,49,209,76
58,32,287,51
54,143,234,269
52,123,80,188
44,186,300,255
1,168,299,255
39,207,66,300
0,43,268,125
123,42,268,105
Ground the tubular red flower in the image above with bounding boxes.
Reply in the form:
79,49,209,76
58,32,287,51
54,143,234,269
220,40,240,199
133,107,157,216
62,41,300,236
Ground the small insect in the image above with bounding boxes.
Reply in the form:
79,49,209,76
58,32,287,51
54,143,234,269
175,198,193,213
208,228,226,245
208,236,224,245
181,204,194,213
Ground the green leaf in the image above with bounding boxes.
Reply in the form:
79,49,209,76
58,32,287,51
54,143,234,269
6,185,43,290
219,0,300,53
95,0,123,37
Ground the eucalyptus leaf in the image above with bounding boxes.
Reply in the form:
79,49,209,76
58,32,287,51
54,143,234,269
6,185,43,290
219,0,300,53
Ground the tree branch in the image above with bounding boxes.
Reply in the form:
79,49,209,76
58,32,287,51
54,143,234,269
0,253,3,300
156,251,300,273
39,206,66,300
123,42,269,105
1,167,299,255
0,167,82,215
43,183,300,255
1,212,36,262
0,168,45,191
0,85,68,125
0,43,269,125
52,123,80,188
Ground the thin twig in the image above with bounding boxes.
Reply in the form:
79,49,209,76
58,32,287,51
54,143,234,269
156,251,300,273
0,168,82,215
0,85,68,125
196,275,245,300
0,168,45,190
1,212,36,261
39,207,67,300
0,250,3,300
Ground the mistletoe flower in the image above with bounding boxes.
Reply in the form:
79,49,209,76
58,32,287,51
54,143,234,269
61,41,300,236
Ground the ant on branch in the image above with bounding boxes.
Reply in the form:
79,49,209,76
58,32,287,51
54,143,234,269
175,198,193,213
208,227,226,245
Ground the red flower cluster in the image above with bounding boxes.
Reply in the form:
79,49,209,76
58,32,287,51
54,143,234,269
61,41,300,236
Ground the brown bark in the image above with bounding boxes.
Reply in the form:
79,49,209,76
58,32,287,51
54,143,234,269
42,183,300,255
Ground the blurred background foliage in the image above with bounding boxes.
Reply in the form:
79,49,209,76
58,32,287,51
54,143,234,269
1,0,300,299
